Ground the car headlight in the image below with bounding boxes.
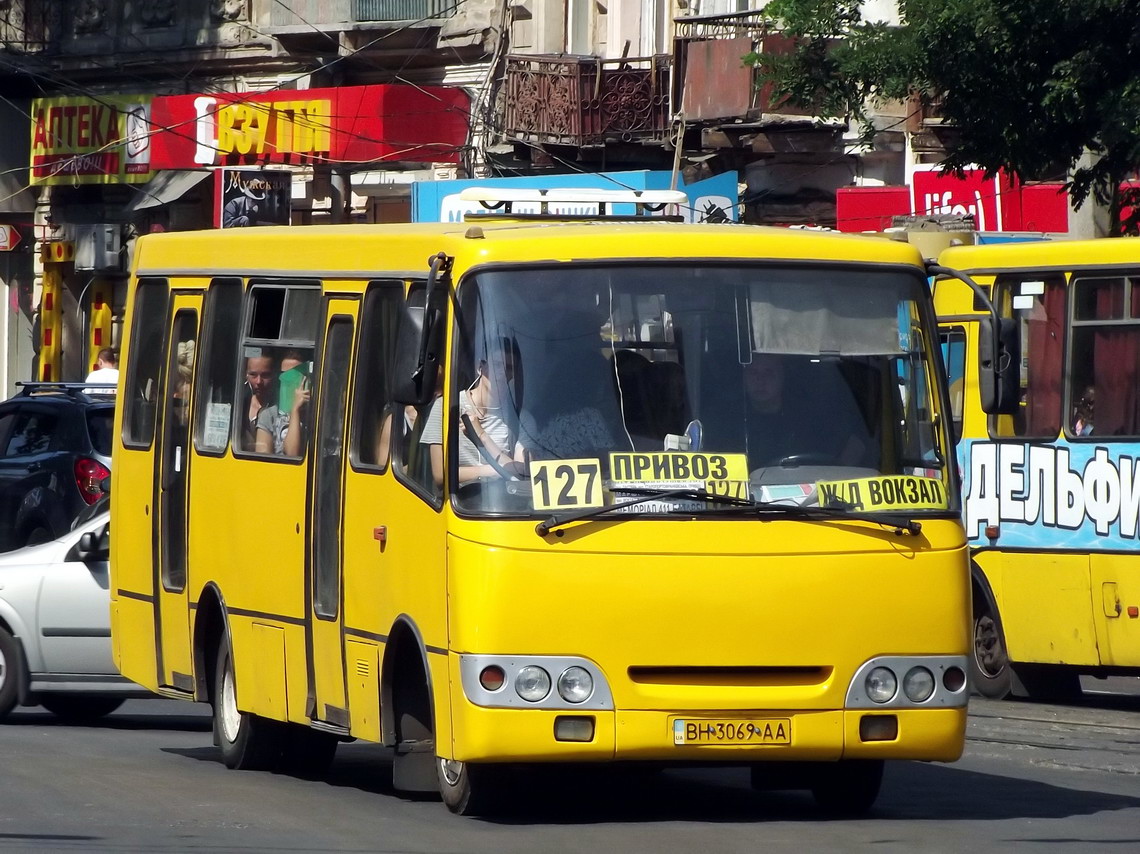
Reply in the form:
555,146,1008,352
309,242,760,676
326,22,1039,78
865,666,897,703
902,666,935,702
558,667,594,703
515,666,551,702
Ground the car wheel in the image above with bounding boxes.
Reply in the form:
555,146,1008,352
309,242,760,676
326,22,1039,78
23,527,52,547
39,694,124,721
213,639,282,770
971,594,1012,699
810,759,884,816
437,757,504,816
0,628,21,720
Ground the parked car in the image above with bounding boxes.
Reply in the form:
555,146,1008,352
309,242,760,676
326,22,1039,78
0,383,113,552
0,508,151,721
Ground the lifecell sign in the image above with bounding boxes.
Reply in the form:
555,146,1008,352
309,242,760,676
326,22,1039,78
30,95,154,185
149,85,469,169
911,165,1005,231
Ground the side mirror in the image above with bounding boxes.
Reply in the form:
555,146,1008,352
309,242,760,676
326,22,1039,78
76,524,110,562
978,316,1021,415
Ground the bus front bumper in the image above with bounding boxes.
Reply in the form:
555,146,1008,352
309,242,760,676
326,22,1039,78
448,702,967,764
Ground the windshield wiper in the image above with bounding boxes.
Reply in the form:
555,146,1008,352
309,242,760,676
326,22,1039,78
535,488,752,536
535,491,922,537
749,500,923,536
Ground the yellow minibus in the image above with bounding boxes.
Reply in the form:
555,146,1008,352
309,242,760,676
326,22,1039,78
111,195,980,815
936,238,1140,699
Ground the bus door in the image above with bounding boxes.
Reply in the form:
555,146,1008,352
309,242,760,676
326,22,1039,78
306,302,357,726
155,299,199,693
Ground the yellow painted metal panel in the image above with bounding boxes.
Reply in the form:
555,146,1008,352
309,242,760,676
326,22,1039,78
1091,555,1140,667
250,623,288,720
996,552,1099,666
346,640,381,743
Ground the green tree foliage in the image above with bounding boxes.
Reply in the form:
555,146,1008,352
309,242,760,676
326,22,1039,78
746,0,1140,231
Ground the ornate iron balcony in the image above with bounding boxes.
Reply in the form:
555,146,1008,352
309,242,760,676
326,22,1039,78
504,54,671,148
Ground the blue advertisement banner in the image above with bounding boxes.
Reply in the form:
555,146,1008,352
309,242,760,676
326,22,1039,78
412,170,738,224
960,438,1140,551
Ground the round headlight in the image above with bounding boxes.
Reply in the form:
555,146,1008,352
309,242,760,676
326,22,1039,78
903,666,935,702
515,666,551,702
865,667,898,703
558,666,594,704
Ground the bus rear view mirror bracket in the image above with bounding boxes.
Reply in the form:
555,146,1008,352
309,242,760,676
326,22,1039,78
393,253,451,406
927,263,1021,416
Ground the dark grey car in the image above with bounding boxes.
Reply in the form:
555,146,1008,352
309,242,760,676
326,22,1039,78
0,383,113,552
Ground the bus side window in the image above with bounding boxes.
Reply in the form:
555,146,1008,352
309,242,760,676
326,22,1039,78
122,278,170,449
991,274,1065,440
239,282,319,459
1069,274,1140,437
194,278,243,455
350,281,404,471
390,284,442,504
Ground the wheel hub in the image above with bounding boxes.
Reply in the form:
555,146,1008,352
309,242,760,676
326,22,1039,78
974,615,1006,677
220,662,241,743
439,757,463,787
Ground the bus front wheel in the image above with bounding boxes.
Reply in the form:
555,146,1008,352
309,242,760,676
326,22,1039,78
810,759,884,815
213,640,282,771
437,758,502,816
971,595,1012,699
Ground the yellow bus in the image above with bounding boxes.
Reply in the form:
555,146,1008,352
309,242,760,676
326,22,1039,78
935,238,1140,700
111,197,979,815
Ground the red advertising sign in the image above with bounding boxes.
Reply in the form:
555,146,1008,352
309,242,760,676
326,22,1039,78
30,95,154,185
911,166,1006,231
149,85,469,169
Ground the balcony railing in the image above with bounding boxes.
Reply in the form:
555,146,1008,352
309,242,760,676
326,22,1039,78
504,54,671,148
269,0,458,28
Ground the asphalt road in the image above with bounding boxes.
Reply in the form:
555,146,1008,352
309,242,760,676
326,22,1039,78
1,680,1137,853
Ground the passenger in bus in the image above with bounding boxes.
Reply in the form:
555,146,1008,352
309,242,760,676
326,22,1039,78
1073,385,1095,436
254,372,310,456
241,351,278,450
420,345,519,487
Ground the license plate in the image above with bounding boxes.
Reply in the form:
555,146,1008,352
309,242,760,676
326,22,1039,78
673,718,792,745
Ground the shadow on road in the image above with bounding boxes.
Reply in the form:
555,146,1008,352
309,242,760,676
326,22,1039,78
5,708,212,733
156,742,1140,826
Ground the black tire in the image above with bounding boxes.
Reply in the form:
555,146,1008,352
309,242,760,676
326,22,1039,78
212,639,282,771
810,759,884,816
0,628,21,720
971,590,1012,699
39,694,124,721
278,726,339,778
23,526,52,547
437,757,503,816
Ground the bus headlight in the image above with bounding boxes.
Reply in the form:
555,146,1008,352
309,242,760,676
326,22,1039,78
557,666,594,703
865,667,898,703
515,666,551,702
903,666,935,702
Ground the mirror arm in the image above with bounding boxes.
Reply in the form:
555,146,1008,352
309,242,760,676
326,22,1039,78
926,263,1002,366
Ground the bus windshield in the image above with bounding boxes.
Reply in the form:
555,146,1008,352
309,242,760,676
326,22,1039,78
451,263,950,516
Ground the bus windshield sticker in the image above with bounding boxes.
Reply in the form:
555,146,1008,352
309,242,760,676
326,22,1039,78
530,459,604,511
609,452,750,499
817,475,948,512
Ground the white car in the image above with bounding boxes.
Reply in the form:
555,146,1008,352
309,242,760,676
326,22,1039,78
0,510,151,721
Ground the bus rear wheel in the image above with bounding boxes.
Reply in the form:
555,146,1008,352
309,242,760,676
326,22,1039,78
971,596,1012,699
213,640,282,771
810,759,884,815
437,758,502,816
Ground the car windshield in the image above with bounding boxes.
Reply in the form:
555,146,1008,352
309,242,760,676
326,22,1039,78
449,263,952,518
86,408,114,457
